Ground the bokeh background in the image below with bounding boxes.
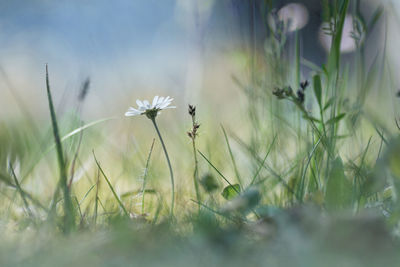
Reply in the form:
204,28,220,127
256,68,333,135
0,0,397,121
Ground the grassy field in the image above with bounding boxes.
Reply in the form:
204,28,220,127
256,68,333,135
1,1,400,266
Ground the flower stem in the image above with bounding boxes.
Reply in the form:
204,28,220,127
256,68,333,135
190,118,201,210
151,118,175,217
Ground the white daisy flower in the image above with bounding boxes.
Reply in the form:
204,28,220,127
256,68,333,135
124,95,176,216
125,96,176,119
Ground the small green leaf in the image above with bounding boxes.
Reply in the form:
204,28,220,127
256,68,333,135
333,135,350,139
313,74,322,109
304,115,321,123
325,157,352,210
323,97,334,111
326,113,346,125
221,184,240,200
322,65,328,76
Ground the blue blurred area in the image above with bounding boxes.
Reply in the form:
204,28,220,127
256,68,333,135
0,0,246,120
0,0,390,119
0,0,216,117
0,0,178,62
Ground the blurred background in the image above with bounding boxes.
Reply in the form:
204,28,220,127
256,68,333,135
0,0,396,121
2,4,400,263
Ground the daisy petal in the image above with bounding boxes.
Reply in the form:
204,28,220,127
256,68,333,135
152,96,159,108
127,107,140,112
143,100,150,108
159,101,172,109
157,97,165,107
125,107,141,116
136,99,144,108
125,111,138,116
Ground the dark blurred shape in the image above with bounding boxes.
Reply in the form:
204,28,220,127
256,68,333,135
200,173,219,193
78,77,90,102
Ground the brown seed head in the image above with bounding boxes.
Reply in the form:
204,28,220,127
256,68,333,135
188,104,196,116
300,80,309,90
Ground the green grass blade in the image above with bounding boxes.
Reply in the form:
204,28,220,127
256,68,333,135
230,133,298,199
220,124,242,186
313,74,323,109
327,0,349,73
94,169,100,225
249,134,277,186
142,138,155,214
299,137,323,200
198,150,239,194
79,183,96,206
61,117,115,142
73,196,83,221
9,163,34,220
45,65,75,233
93,151,129,217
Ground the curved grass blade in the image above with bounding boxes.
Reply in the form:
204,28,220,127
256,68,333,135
250,134,277,186
9,163,34,220
298,137,323,201
93,151,129,217
79,183,96,206
221,124,242,186
197,150,239,194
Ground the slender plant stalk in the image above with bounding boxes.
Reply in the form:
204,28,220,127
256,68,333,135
197,150,238,193
9,163,34,220
142,139,155,214
94,168,100,225
191,141,202,208
151,118,175,217
191,139,201,206
249,134,277,186
188,106,201,208
221,125,242,186
187,105,202,210
93,151,129,217
45,65,75,234
68,126,84,187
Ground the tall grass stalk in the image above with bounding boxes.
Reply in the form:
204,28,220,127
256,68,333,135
94,169,100,225
188,105,201,209
9,163,34,220
45,65,75,234
191,137,201,208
